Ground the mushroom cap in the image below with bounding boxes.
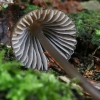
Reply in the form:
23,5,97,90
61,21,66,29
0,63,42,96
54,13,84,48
11,8,77,70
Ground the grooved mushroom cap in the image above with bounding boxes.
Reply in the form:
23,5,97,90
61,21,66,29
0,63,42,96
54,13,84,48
12,8,77,70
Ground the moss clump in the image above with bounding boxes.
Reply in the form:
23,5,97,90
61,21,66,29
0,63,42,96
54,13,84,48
92,29,100,45
69,10,100,45
0,46,82,100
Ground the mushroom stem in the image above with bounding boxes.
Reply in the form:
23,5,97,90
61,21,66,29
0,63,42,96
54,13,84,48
34,29,100,100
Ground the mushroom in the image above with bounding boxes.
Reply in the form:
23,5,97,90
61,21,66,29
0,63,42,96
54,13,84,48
12,8,100,100
12,8,77,70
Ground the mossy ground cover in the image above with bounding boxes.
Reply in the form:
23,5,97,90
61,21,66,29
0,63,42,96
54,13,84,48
69,10,100,45
0,44,83,100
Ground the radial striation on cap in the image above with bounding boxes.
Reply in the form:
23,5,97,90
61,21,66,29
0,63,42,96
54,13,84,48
12,8,77,70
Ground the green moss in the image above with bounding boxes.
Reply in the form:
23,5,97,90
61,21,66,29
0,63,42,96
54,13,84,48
69,10,100,45
0,46,82,100
23,4,40,14
92,29,100,45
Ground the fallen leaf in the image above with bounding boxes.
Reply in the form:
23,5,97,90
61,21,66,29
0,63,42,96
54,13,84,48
84,71,94,77
95,65,100,71
32,0,47,7
94,56,100,65
93,56,100,70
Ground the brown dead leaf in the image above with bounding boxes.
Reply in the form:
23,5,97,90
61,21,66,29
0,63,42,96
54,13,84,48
0,3,3,6
73,57,80,64
64,0,83,13
48,0,83,13
94,56,100,65
44,52,66,74
69,57,80,67
93,56,100,70
32,0,47,7
49,0,67,13
95,65,100,71
19,4,27,10
44,52,61,67
84,71,94,77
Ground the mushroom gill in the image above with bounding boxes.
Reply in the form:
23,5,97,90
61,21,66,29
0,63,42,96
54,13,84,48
11,8,77,70
11,8,100,100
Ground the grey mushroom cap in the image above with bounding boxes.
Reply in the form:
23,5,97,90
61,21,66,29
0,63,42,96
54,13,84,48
11,8,77,70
